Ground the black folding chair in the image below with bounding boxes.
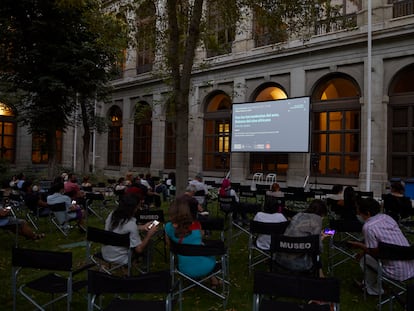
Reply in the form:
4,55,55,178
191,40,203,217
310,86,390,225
270,234,321,277
327,218,363,275
85,192,109,222
86,226,134,276
49,202,72,236
374,241,414,310
12,247,92,311
169,240,230,309
87,269,180,311
253,271,340,311
248,220,290,274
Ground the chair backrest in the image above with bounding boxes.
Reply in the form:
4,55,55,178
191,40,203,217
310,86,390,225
199,217,225,231
377,242,414,260
136,209,165,224
253,271,340,307
85,192,105,201
12,247,72,271
239,187,257,199
48,202,67,212
250,220,290,235
329,219,363,233
86,226,130,247
263,195,285,212
218,195,236,213
88,269,171,295
170,240,227,257
271,234,320,256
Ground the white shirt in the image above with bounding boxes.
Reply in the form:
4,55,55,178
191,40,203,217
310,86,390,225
101,212,142,265
253,212,287,250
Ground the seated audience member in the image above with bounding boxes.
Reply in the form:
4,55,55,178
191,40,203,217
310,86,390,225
47,181,86,231
383,182,413,222
253,202,288,250
336,186,358,221
125,176,148,207
184,185,206,217
165,195,219,286
349,197,414,296
101,194,158,265
327,184,344,201
16,172,26,190
64,173,84,200
219,178,248,225
189,172,209,207
81,175,92,191
0,205,44,240
274,199,327,273
154,178,168,202
21,181,50,216
266,182,285,198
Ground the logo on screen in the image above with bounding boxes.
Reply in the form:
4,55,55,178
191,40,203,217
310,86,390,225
265,144,271,149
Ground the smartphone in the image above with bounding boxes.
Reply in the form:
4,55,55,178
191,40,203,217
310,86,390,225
148,220,160,229
324,228,336,235
4,206,11,210
72,200,76,205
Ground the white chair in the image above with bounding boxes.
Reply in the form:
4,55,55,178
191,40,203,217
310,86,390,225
265,173,277,185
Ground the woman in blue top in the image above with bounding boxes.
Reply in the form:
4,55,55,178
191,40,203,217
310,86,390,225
165,195,216,279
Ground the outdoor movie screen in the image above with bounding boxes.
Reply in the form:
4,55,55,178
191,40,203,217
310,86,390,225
231,97,310,153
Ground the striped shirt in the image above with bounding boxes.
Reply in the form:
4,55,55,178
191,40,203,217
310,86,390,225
363,213,414,281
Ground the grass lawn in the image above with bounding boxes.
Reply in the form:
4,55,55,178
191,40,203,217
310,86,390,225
0,197,407,310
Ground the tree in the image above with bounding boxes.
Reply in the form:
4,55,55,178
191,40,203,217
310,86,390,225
125,0,350,193
0,0,127,177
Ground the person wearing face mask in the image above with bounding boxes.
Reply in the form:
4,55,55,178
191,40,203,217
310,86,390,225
349,198,414,296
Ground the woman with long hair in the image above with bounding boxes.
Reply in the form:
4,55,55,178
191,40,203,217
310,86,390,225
102,194,158,265
165,195,217,281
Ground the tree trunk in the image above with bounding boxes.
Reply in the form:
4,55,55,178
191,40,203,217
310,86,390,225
80,99,91,174
167,0,204,194
47,129,58,179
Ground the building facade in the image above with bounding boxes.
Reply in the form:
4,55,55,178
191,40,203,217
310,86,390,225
2,0,414,196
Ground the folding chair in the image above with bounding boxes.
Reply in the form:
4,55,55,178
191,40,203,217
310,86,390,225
169,240,230,309
87,269,179,311
86,226,134,276
248,220,290,274
270,234,321,277
239,185,258,203
136,209,167,263
0,209,19,246
252,271,340,311
11,247,92,311
49,202,72,236
85,192,108,222
374,241,414,310
327,218,363,275
199,217,226,242
256,184,270,207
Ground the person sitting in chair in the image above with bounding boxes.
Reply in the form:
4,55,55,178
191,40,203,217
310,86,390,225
383,182,413,222
219,178,249,226
165,195,220,287
102,194,158,266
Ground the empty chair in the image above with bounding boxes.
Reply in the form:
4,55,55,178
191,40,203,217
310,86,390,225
169,240,230,309
85,192,108,222
12,247,91,311
253,271,340,311
87,269,179,311
49,202,72,236
265,173,277,185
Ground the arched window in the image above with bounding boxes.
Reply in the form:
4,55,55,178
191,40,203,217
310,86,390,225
311,74,361,177
32,131,62,164
133,101,152,168
203,92,231,171
0,103,16,163
165,101,176,169
107,105,122,166
388,64,414,178
136,1,156,74
250,84,288,175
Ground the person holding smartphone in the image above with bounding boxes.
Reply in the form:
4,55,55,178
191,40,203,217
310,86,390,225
102,194,158,266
